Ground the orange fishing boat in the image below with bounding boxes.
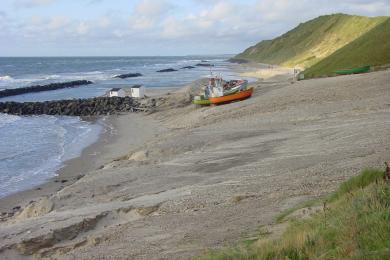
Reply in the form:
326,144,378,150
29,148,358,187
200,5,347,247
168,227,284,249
209,87,254,105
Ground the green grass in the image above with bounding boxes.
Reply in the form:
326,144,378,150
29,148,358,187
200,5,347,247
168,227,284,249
327,168,384,202
303,18,390,78
275,199,319,224
234,13,390,77
197,169,390,260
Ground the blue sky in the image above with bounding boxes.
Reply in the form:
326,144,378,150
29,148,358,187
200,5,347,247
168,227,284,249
0,0,389,56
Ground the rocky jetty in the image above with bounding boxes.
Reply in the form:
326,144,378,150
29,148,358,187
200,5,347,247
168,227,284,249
156,68,178,72
0,80,93,98
180,66,196,69
113,73,143,79
227,58,249,64
195,63,214,67
0,96,152,116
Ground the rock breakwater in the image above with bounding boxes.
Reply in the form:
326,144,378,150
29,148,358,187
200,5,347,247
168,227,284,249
0,96,151,116
156,68,178,72
0,80,93,98
113,73,143,79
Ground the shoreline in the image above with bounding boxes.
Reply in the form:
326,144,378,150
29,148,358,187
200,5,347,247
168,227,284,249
0,115,115,213
1,66,388,259
0,87,174,213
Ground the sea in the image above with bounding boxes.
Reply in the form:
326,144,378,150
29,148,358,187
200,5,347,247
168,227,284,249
0,56,254,198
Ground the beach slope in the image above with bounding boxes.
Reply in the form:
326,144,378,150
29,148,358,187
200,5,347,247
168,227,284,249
0,69,389,259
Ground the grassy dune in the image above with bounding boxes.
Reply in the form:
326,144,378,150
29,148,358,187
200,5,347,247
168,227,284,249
303,18,390,78
198,169,390,259
235,14,390,79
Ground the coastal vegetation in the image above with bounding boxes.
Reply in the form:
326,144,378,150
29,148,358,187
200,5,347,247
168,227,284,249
303,18,390,78
234,14,390,79
199,168,390,259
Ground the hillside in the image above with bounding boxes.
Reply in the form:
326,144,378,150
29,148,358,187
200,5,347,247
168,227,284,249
235,14,389,69
199,169,390,260
303,17,390,78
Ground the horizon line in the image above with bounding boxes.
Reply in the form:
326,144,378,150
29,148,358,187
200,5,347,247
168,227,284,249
0,54,237,58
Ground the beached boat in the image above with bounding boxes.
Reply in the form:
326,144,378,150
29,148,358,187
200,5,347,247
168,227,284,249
335,65,370,75
193,75,251,106
209,87,254,105
207,77,248,96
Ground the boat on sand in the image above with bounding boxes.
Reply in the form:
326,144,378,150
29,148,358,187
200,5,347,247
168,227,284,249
193,76,252,106
335,65,370,75
209,87,253,105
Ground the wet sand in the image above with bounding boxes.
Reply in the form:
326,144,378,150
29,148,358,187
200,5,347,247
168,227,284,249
0,87,175,213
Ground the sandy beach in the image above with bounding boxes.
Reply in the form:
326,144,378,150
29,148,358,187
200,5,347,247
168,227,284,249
0,113,164,213
0,85,178,213
0,66,389,259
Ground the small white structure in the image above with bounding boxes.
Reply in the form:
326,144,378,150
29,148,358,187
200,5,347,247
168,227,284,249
108,88,126,97
129,85,145,98
108,85,145,98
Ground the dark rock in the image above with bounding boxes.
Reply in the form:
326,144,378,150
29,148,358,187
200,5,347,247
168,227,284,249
195,63,214,67
180,66,196,69
0,96,144,116
113,73,143,79
76,174,84,180
12,206,21,212
227,58,249,64
156,68,178,73
0,80,93,98
61,179,68,183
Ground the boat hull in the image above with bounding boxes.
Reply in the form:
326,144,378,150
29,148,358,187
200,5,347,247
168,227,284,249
335,65,370,75
193,99,211,105
193,95,211,105
209,87,254,105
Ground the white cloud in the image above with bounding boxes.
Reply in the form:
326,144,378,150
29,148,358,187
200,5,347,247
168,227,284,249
199,1,234,21
76,21,89,35
129,0,174,30
134,0,172,17
161,16,187,38
113,29,125,38
3,0,390,55
345,0,390,15
98,16,111,28
47,16,69,30
14,0,56,8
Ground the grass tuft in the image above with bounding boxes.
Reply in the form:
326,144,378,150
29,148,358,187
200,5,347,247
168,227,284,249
327,168,384,202
197,168,390,260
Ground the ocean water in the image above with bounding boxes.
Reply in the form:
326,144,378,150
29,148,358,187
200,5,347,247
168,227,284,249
0,114,101,197
0,56,251,198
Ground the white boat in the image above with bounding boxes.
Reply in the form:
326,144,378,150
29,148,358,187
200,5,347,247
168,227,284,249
204,76,248,98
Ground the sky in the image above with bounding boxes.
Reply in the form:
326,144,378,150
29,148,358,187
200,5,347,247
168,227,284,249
0,0,389,56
